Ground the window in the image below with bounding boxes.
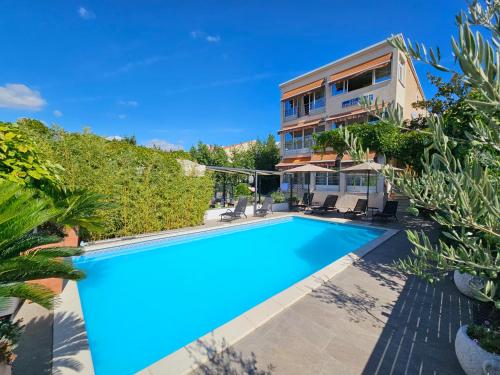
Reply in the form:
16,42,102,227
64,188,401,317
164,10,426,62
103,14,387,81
331,81,346,96
293,130,303,149
284,99,297,118
346,173,377,192
303,128,314,148
284,132,293,151
315,170,340,191
348,71,373,92
303,88,325,115
398,56,405,85
374,63,391,83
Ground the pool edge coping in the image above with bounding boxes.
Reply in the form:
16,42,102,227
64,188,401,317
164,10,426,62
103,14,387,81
54,214,399,375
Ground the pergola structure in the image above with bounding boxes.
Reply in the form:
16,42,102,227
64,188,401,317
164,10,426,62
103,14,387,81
206,166,282,215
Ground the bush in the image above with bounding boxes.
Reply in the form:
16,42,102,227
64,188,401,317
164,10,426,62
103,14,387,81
17,120,214,240
234,182,251,197
270,191,285,203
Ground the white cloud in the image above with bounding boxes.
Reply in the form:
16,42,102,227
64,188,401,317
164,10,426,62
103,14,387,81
53,109,63,117
190,31,221,43
78,6,95,20
146,139,183,151
117,100,138,107
0,83,46,110
117,114,127,119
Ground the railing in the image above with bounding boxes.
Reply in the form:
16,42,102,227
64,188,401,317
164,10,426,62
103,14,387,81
304,97,325,116
283,147,312,157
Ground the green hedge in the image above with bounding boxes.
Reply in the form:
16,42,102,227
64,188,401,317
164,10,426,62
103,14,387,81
18,120,213,240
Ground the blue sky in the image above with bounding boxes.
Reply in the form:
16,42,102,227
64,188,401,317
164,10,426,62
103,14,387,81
0,0,464,150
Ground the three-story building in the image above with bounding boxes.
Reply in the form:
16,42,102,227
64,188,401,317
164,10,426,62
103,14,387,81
276,36,425,208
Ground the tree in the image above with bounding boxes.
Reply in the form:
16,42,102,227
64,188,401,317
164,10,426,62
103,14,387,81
0,122,61,187
340,0,499,307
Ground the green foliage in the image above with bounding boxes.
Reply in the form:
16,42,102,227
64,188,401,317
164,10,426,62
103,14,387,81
381,1,499,307
314,123,431,170
0,122,61,187
468,322,500,354
0,180,85,310
270,191,285,203
20,122,214,240
0,319,24,365
234,183,251,197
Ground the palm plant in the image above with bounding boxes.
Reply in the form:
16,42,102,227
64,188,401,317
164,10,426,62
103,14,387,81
0,180,108,309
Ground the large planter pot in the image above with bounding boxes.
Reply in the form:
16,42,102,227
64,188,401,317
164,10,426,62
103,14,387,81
0,363,12,375
454,270,485,300
455,325,500,375
0,298,20,318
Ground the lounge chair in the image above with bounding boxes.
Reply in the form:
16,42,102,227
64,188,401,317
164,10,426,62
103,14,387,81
372,201,398,221
295,192,314,211
255,196,273,216
343,199,368,219
309,195,339,215
220,197,248,222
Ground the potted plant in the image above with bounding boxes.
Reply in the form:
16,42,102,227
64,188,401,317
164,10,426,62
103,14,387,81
453,270,486,300
0,319,23,375
455,320,500,375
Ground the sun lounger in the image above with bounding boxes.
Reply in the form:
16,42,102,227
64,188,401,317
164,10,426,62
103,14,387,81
343,199,367,219
255,197,273,217
310,195,339,215
220,197,248,222
372,201,398,221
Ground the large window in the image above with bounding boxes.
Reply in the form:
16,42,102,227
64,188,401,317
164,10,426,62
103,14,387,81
348,71,373,92
303,128,314,148
303,88,325,115
374,64,391,83
284,132,293,151
293,130,303,149
331,81,346,96
331,62,392,96
315,170,340,191
284,99,297,118
346,173,377,193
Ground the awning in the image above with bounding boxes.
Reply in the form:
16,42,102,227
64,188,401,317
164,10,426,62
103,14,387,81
278,119,322,134
281,79,324,101
276,152,377,169
329,53,392,83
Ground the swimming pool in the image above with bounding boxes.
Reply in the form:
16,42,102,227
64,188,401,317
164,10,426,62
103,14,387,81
73,216,385,374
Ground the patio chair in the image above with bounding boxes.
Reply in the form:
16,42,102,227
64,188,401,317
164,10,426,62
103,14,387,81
255,197,273,217
220,197,248,222
343,199,368,219
309,195,339,215
372,201,398,222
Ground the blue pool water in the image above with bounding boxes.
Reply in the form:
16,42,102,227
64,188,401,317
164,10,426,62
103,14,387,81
74,217,384,374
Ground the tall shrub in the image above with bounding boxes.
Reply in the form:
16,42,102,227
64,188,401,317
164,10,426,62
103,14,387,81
20,122,214,240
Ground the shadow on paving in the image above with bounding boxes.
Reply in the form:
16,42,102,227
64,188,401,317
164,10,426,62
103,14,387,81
310,214,487,374
13,311,88,375
188,337,275,375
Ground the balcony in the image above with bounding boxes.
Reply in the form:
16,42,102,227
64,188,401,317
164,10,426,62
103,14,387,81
283,147,312,157
304,97,325,116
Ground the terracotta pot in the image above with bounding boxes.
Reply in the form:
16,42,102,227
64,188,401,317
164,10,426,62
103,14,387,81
454,270,485,300
455,325,500,375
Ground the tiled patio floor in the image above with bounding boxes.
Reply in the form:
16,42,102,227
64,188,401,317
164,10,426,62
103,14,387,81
13,212,482,375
